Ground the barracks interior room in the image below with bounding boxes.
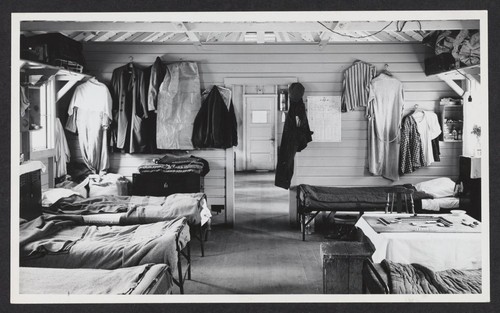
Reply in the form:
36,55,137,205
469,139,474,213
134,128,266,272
14,12,487,298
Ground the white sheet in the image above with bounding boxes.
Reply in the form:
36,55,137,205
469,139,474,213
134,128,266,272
421,197,460,211
356,212,482,271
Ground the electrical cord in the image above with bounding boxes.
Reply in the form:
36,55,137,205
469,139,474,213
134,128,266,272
317,21,393,39
318,20,425,39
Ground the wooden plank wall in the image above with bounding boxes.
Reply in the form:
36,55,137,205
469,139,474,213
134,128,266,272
82,42,460,223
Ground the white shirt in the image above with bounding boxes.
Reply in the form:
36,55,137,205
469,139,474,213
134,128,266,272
412,111,441,166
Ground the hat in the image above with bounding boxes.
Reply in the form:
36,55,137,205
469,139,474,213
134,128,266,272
288,83,305,102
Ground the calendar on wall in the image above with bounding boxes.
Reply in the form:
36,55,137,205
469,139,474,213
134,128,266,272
306,96,341,142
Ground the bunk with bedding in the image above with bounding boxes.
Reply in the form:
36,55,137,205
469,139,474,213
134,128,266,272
20,264,173,295
296,177,461,240
362,259,482,294
19,215,191,294
42,191,211,256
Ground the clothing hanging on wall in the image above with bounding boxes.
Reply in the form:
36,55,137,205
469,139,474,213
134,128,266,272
411,110,442,166
147,56,166,112
54,117,70,178
66,78,112,174
399,115,425,174
367,73,405,181
157,62,201,149
275,82,313,189
341,60,377,112
192,85,238,149
141,64,157,153
110,62,148,153
431,138,441,162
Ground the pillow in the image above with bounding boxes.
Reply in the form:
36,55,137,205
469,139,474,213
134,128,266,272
42,188,80,207
414,177,456,198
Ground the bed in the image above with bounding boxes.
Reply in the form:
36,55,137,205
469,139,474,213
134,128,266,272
20,264,173,295
362,259,482,294
297,177,461,240
42,191,211,256
296,184,434,240
20,215,191,294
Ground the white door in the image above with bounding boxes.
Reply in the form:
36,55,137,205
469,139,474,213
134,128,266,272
244,95,277,171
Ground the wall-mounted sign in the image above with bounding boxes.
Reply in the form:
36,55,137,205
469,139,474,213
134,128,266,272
306,96,341,142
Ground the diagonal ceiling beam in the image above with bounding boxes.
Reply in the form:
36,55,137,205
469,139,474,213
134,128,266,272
173,22,201,46
318,22,338,46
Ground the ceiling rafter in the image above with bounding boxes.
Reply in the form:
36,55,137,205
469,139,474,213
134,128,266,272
89,31,113,42
157,32,175,42
124,32,145,42
107,31,129,41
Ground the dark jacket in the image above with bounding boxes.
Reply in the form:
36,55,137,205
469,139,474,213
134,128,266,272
109,63,148,153
275,83,313,189
192,86,237,149
147,56,165,111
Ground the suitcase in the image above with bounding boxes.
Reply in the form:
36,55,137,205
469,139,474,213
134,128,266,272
21,33,86,72
132,172,204,197
424,53,463,76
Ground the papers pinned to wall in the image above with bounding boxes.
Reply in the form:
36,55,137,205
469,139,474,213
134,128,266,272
306,96,342,142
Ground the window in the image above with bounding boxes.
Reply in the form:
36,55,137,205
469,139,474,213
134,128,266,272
28,76,56,157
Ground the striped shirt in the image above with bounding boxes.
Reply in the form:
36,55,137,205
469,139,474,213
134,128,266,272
341,60,377,112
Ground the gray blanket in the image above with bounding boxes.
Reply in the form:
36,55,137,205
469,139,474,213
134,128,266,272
382,259,482,294
20,217,190,272
45,193,206,225
20,264,171,295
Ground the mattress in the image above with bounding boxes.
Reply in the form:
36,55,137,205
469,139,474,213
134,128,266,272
298,184,433,212
20,264,172,295
20,217,190,272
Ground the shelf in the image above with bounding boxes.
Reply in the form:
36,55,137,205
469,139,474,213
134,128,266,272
434,64,480,96
21,59,90,80
21,59,92,100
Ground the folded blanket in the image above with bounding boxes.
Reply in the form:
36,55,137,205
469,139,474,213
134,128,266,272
156,153,210,176
138,163,204,175
382,259,482,294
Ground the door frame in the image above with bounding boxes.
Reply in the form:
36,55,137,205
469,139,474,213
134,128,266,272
243,93,278,171
223,77,298,172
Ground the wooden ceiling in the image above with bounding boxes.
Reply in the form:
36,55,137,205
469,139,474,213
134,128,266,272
20,20,480,45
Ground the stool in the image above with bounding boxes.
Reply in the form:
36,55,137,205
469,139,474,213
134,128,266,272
327,213,358,240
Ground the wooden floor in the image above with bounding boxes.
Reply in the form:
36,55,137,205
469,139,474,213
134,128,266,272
177,171,325,294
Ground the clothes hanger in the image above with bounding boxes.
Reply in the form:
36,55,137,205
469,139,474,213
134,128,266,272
411,104,425,118
127,56,134,71
379,63,393,77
